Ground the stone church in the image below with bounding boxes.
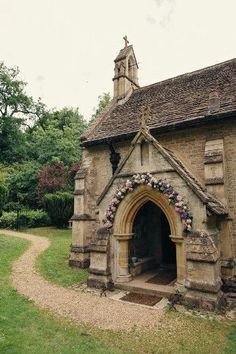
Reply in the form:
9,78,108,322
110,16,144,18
69,38,236,309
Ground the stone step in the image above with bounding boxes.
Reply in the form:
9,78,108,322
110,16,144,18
114,282,175,298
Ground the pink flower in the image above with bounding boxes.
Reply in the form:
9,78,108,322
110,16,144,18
177,195,183,201
104,221,113,228
126,180,132,188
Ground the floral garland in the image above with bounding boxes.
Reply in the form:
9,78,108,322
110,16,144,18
103,173,192,232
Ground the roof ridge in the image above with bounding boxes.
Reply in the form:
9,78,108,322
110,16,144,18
135,58,236,94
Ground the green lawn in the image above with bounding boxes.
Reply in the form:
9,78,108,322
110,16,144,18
25,227,88,287
0,229,235,354
0,234,120,354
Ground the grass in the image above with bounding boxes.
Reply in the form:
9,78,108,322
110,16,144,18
0,228,235,354
0,234,120,354
25,227,88,287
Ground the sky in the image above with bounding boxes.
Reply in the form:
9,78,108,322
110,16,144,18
0,0,235,120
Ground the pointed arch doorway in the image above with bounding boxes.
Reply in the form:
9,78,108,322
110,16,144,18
129,201,177,284
112,185,186,286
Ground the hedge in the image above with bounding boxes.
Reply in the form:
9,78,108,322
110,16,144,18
0,184,8,217
43,191,73,228
0,209,50,229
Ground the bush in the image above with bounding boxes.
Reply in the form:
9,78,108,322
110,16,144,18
7,161,41,209
44,192,73,228
37,162,67,203
0,209,50,229
0,184,8,216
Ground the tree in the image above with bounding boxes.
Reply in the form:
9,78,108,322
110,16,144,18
0,62,40,163
37,162,68,202
7,161,41,209
27,107,87,165
90,92,111,123
0,184,8,216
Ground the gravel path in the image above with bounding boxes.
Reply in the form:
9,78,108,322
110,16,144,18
2,229,165,331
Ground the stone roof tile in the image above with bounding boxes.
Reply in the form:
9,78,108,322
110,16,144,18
83,58,236,146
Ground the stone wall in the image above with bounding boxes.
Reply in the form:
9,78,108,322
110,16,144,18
75,118,236,273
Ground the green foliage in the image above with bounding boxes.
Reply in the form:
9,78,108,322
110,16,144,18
7,161,41,209
27,107,87,165
0,62,40,163
0,209,50,229
37,162,68,203
90,92,111,123
0,184,8,216
44,192,74,228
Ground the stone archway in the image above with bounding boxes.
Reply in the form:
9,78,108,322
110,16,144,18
112,185,186,285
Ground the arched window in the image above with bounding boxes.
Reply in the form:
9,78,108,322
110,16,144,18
128,56,134,80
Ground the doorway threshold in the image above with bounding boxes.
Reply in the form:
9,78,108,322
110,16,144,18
114,270,176,298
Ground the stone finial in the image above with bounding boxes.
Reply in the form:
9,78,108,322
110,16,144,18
123,35,129,48
208,91,220,113
139,105,151,130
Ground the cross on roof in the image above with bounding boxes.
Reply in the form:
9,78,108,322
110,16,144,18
123,35,129,48
139,105,151,130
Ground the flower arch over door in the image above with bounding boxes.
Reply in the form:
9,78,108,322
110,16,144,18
103,173,193,232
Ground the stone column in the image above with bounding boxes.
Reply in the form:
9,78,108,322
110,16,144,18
170,234,186,285
114,233,133,283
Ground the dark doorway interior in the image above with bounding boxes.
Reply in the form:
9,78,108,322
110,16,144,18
130,201,176,280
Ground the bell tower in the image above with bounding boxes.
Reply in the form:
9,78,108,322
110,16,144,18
113,36,139,100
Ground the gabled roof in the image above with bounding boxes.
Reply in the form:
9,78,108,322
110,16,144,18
97,128,228,217
114,45,138,67
82,58,236,146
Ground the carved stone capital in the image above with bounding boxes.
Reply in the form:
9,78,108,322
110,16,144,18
113,233,133,241
170,234,184,244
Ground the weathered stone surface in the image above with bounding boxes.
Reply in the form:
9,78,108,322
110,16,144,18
70,41,236,310
69,258,90,269
186,230,219,263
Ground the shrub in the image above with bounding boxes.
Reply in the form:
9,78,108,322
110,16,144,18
0,184,8,216
7,161,41,209
37,162,67,203
0,209,50,229
44,192,73,228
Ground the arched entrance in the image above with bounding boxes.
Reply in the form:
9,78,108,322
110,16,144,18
130,201,176,280
112,185,186,285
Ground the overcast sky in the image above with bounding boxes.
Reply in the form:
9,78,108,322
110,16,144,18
1,0,235,120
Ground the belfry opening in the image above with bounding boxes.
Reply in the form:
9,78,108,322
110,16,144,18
129,201,176,284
